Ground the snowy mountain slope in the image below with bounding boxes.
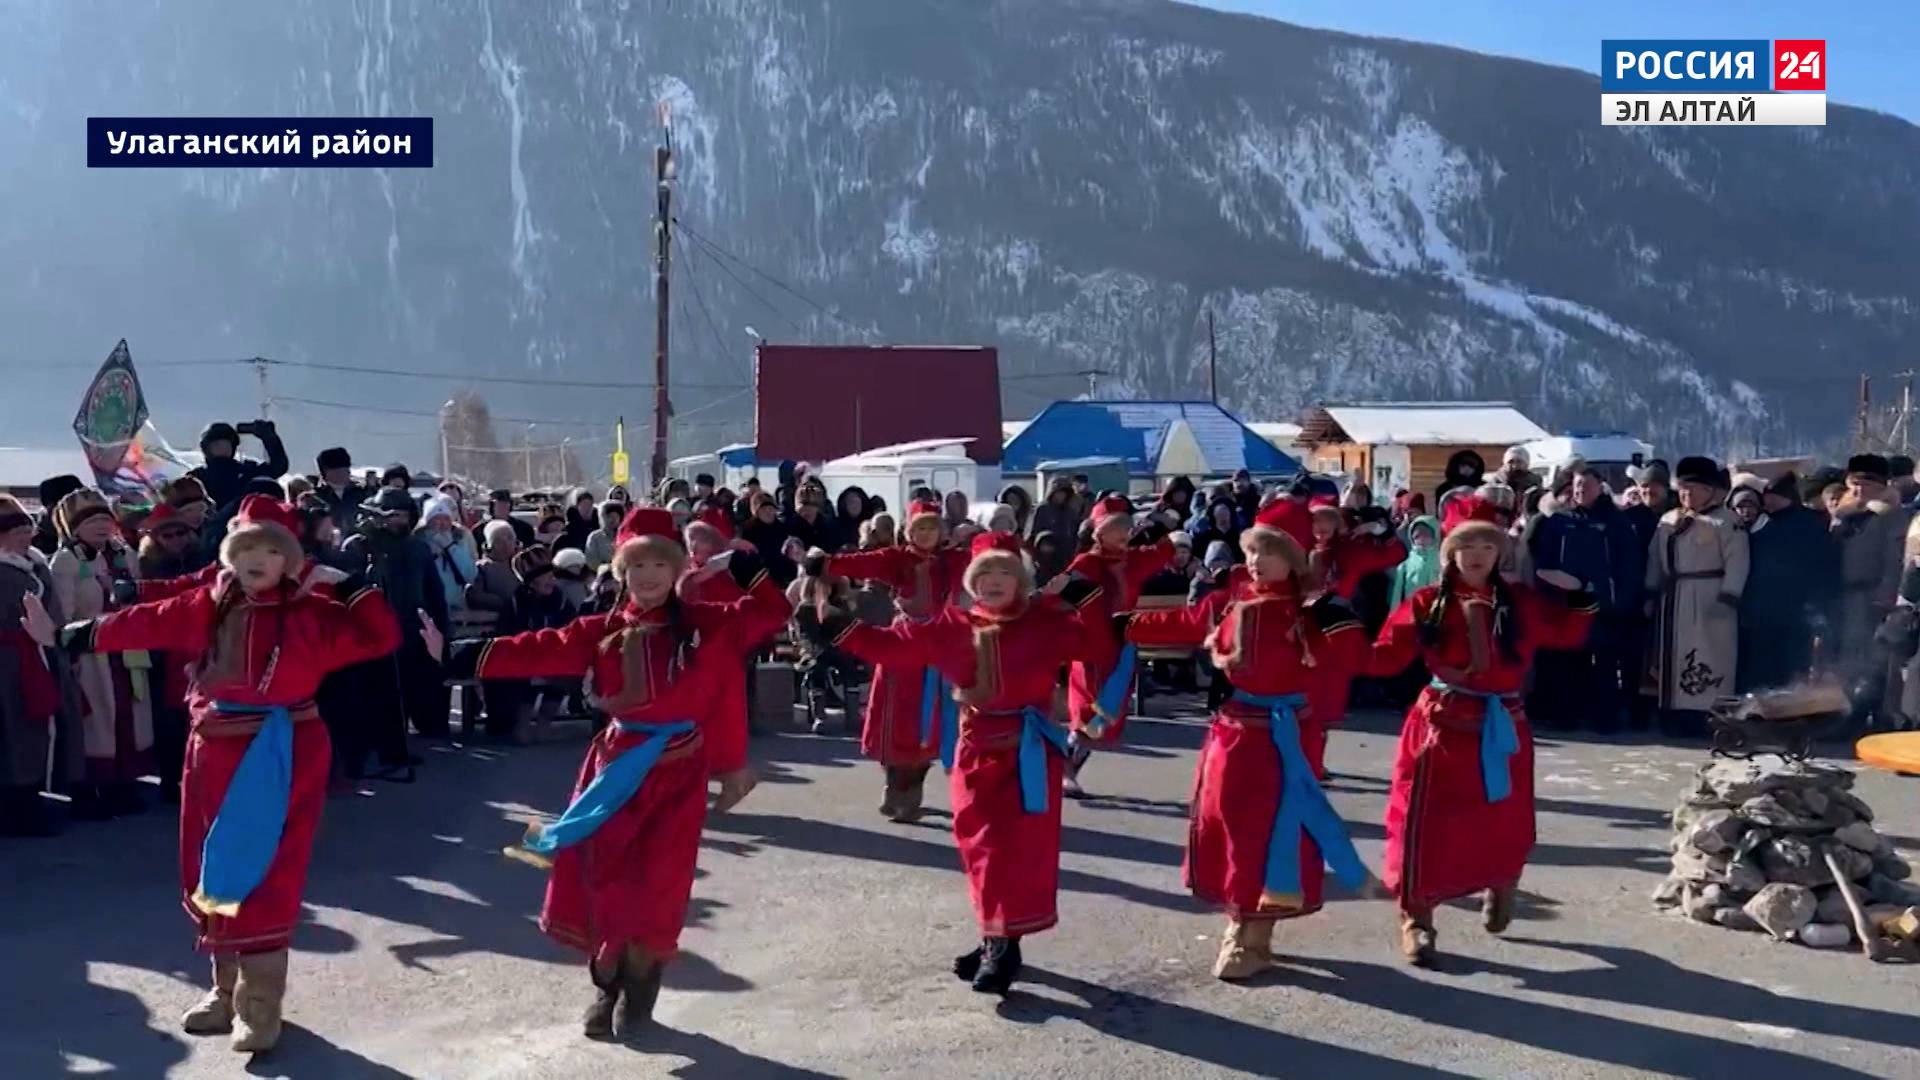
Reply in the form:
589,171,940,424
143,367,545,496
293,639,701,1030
1,0,1916,464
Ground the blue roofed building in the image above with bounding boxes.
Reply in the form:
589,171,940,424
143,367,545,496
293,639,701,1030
1001,401,1300,491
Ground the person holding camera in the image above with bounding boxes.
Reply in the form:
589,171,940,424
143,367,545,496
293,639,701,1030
186,420,290,514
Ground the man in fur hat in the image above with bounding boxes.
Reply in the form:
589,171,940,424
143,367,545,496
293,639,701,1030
310,447,366,533
1641,457,1749,738
1830,453,1910,725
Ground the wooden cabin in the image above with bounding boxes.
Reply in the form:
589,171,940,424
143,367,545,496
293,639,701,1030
1296,403,1550,498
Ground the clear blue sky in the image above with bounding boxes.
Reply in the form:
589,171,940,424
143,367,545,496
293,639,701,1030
1194,1,1916,122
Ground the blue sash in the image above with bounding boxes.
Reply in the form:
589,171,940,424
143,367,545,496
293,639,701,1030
1428,679,1520,804
1230,691,1370,906
1087,641,1138,738
193,703,296,917
919,666,960,770
1017,707,1073,814
522,720,697,856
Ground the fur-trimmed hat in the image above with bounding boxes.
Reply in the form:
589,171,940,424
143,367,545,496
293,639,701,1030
1441,494,1503,534
1439,519,1508,564
611,506,686,569
220,494,305,577
163,476,210,509
1250,497,1315,551
963,530,1030,595
906,498,944,526
512,547,554,582
317,447,352,472
52,488,113,540
1089,496,1133,531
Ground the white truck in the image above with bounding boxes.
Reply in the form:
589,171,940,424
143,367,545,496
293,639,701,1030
816,438,994,514
1519,431,1654,493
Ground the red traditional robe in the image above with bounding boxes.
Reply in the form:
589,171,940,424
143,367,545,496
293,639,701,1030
676,563,749,752
462,573,788,959
1063,539,1174,743
824,544,969,766
88,573,400,952
1129,581,1366,920
832,597,1097,936
1365,579,1595,911
1315,529,1408,602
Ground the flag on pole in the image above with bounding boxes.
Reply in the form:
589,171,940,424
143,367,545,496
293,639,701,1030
70,340,193,505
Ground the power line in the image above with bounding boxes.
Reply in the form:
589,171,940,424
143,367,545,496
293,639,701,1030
270,394,616,428
672,226,808,336
673,232,754,388
264,357,736,391
674,217,838,320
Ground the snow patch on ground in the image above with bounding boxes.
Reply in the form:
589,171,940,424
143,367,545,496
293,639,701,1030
1329,46,1398,126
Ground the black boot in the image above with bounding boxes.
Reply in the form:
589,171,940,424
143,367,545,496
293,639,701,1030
0,788,59,838
69,786,115,822
616,948,663,1036
970,936,1021,995
953,945,984,982
582,958,621,1039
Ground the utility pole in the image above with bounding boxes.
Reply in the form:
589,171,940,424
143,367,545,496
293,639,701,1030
525,423,535,491
1894,369,1916,454
252,357,272,418
650,111,675,490
1206,309,1218,403
1855,374,1872,451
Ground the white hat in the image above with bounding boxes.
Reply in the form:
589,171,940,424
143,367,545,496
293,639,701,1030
1169,530,1193,548
1503,445,1531,468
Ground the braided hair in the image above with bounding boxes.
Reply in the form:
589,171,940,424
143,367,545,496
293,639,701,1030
1417,566,1522,664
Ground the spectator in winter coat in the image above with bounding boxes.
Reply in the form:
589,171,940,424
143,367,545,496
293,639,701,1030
1389,515,1442,610
466,520,523,615
1230,469,1261,523
485,488,536,548
860,512,897,550
941,489,971,534
311,447,366,533
1188,498,1243,565
1140,532,1198,597
1434,449,1487,506
582,500,625,571
1496,446,1541,498
550,547,593,611
560,488,597,552
742,493,797,586
1735,473,1837,692
1156,476,1196,524
418,495,478,614
1526,469,1642,731
1829,455,1908,723
785,484,844,555
835,486,874,541
998,483,1035,536
1188,540,1235,604
1027,477,1082,555
186,419,289,514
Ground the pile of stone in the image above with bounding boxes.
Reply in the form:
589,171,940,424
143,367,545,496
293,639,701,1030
1653,759,1920,950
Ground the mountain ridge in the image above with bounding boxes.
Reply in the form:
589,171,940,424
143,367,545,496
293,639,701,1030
1,0,1915,468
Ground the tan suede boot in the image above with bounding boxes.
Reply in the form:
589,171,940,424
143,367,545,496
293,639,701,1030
229,949,288,1053
889,766,927,823
180,953,238,1035
1211,919,1273,981
1398,908,1437,968
1482,886,1518,935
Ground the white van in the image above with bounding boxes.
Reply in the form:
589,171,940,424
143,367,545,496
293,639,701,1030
1520,432,1654,493
817,438,983,516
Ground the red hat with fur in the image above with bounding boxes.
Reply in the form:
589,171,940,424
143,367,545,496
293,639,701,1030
1089,496,1133,530
221,494,305,576
1441,494,1502,535
1250,498,1314,551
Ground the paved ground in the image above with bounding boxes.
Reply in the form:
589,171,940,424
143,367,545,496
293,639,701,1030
4,698,1919,1079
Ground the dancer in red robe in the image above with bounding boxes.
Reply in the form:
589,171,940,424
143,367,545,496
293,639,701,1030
442,508,787,1039
22,495,403,1053
1128,506,1385,979
804,531,1103,994
817,498,969,820
1060,496,1173,796
1363,498,1595,966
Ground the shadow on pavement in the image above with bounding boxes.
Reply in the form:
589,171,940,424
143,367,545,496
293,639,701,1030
999,966,1474,1078
634,1024,842,1078
1297,949,1892,1078
242,1023,413,1078
706,811,1204,915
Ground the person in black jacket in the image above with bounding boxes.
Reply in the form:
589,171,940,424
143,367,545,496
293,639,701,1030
310,447,367,533
484,488,537,548
185,419,289,513
1527,468,1643,732
341,487,451,765
1434,449,1487,506
1735,473,1839,691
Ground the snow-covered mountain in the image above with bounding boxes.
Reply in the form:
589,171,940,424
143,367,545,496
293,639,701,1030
3,0,1917,466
